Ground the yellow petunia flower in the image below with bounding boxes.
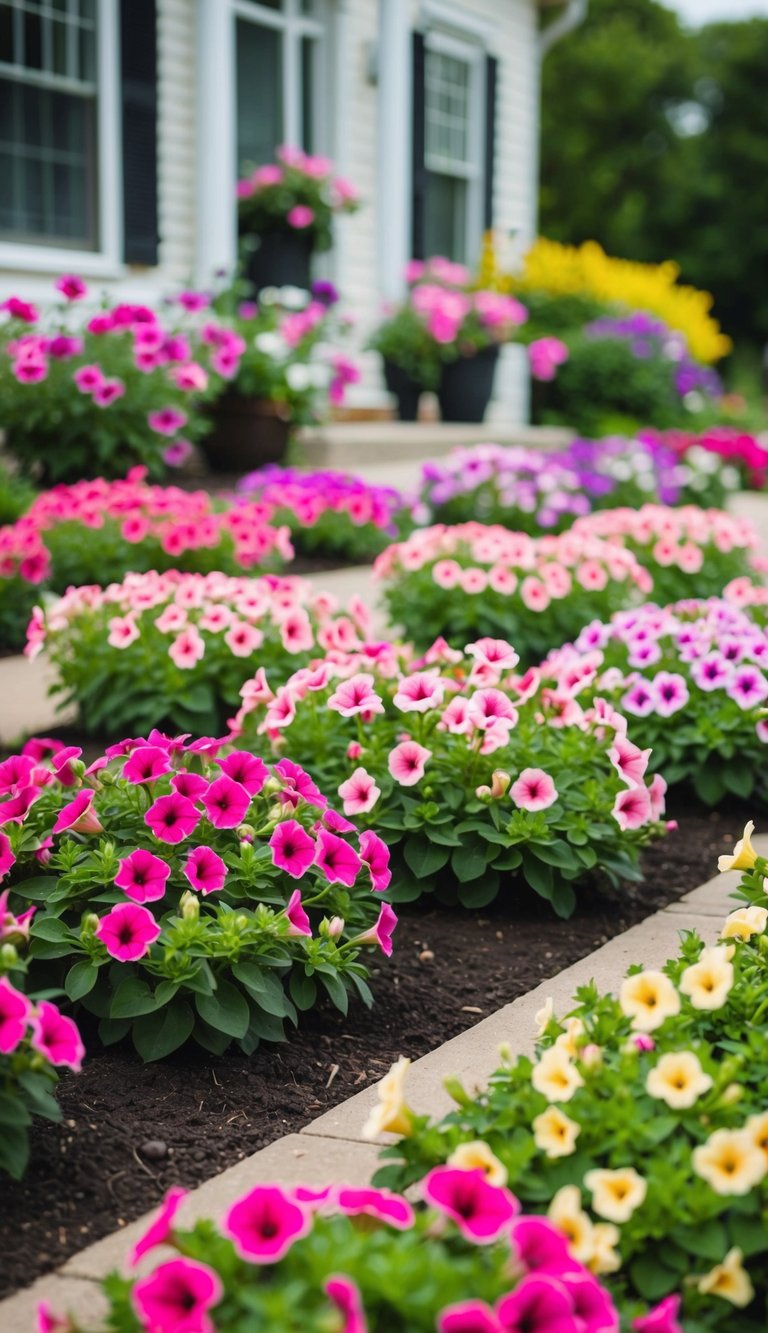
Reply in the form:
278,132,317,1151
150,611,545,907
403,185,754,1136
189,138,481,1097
745,1111,768,1164
531,1047,584,1103
532,1105,581,1158
534,995,555,1035
679,946,734,1011
717,821,758,873
547,1185,595,1264
619,970,680,1032
588,1222,622,1275
697,1248,755,1308
362,1057,413,1140
447,1140,508,1187
721,905,768,941
646,1051,714,1109
555,1017,586,1058
692,1128,767,1196
583,1167,648,1223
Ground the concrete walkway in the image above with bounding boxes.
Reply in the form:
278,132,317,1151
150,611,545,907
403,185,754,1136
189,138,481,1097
1,845,762,1332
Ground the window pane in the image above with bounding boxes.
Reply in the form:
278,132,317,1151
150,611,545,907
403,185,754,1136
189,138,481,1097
23,10,43,70
424,170,467,262
0,79,97,246
236,17,283,170
425,49,470,170
301,35,313,152
0,5,13,64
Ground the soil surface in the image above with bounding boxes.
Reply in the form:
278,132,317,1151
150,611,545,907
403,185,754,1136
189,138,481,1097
0,800,747,1298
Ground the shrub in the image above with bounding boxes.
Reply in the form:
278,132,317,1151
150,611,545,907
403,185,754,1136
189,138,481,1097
29,570,373,739
373,523,651,661
571,505,761,605
543,598,768,807
374,831,768,1330
2,738,394,1061
230,636,666,915
236,465,404,563
40,1173,635,1332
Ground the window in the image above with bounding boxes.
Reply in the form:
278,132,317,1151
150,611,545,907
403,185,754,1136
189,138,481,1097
423,32,485,264
234,0,328,174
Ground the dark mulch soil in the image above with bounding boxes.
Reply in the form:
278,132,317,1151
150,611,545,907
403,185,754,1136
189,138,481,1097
0,800,747,1296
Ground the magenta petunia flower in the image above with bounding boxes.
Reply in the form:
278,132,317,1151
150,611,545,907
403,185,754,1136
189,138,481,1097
183,844,227,895
632,1294,683,1333
0,785,41,826
223,1184,310,1263
129,1186,188,1267
422,1167,520,1244
560,1271,619,1333
727,665,768,710
322,808,356,834
30,1001,84,1071
51,789,103,836
510,1215,578,1276
132,1257,222,1333
217,751,268,795
73,363,105,394
171,770,210,801
0,753,35,794
115,848,171,904
274,758,327,809
0,832,16,880
123,745,173,785
496,1274,577,1333
621,680,657,717
0,888,35,942
315,828,362,887
269,820,317,878
287,204,315,229
612,786,653,831
146,792,201,844
358,829,392,892
336,1186,414,1230
438,1301,500,1332
354,901,398,957
510,769,558,812
387,740,431,787
326,1275,368,1333
608,737,651,789
148,406,188,436
691,653,732,692
95,902,162,962
93,377,125,407
0,975,30,1054
55,274,87,301
338,767,380,816
285,888,312,936
201,774,251,829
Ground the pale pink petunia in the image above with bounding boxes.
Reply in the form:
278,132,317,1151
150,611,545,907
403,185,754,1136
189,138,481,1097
510,768,558,812
393,672,445,713
608,736,652,788
387,740,431,787
328,673,385,718
168,627,205,670
612,786,653,830
358,829,391,892
338,767,381,816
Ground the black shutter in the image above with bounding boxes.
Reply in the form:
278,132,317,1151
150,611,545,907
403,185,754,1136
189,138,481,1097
119,0,159,266
411,31,427,260
483,55,498,231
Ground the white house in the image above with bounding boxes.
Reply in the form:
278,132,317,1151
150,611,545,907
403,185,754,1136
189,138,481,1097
0,0,577,418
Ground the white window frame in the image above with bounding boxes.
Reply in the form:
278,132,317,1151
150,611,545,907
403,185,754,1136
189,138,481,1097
232,0,330,161
423,25,486,267
0,0,123,278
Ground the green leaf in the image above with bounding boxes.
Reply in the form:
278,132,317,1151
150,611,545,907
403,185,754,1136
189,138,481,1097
451,840,488,883
692,766,725,806
6,876,58,901
729,1212,768,1259
111,977,159,1019
521,850,554,900
0,1092,32,1128
31,917,72,942
65,960,99,1002
403,837,451,878
193,1018,233,1056
195,982,250,1039
289,970,317,1011
457,872,500,908
232,963,293,1017
98,1016,132,1046
671,1220,728,1262
629,1254,681,1302
133,999,194,1061
317,970,349,1015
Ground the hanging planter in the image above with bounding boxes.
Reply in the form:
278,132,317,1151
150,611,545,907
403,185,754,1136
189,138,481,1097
437,345,500,424
382,359,424,422
201,391,292,474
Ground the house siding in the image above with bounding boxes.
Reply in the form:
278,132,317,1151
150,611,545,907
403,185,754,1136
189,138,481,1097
156,0,198,287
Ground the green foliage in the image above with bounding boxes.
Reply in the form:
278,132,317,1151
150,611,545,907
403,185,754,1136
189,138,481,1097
533,332,690,436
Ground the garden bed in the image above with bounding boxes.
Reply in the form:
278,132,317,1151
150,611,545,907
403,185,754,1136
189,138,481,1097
0,800,743,1298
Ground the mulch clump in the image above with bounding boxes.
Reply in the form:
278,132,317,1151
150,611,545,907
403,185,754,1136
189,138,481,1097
0,801,746,1297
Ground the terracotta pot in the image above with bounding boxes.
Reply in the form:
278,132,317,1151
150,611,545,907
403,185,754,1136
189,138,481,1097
437,345,500,423
202,392,291,474
243,229,314,296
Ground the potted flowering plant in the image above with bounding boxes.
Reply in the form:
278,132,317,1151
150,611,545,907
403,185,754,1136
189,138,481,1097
369,258,528,423
203,284,359,472
0,282,224,484
237,146,359,295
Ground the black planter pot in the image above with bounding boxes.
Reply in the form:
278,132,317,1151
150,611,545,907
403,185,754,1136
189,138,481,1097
202,391,291,474
437,345,500,424
243,229,314,296
383,359,424,422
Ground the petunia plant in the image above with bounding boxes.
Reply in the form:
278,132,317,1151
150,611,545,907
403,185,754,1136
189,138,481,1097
373,523,652,662
1,738,395,1061
374,826,768,1331
29,570,374,739
229,636,666,915
543,598,768,806
40,1169,663,1331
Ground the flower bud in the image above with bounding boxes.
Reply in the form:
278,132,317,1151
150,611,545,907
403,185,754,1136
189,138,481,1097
235,915,249,930
443,1075,473,1107
497,1041,513,1065
581,1043,603,1069
0,943,18,968
180,891,199,921
237,823,255,844
262,777,283,797
631,1033,655,1053
475,784,492,802
325,915,345,938
81,913,100,936
721,1082,743,1105
490,769,511,798
346,741,363,760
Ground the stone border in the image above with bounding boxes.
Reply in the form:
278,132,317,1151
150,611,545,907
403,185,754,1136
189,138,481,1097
2,844,762,1332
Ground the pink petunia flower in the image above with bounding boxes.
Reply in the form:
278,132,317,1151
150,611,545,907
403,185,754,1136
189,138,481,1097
393,672,445,713
510,1215,576,1275
358,829,392,892
201,775,251,829
422,1166,520,1244
0,975,30,1054
217,751,268,795
338,767,380,816
315,828,362,887
608,737,651,789
496,1273,577,1333
183,845,227,895
129,1186,188,1267
73,364,105,394
115,848,171,903
632,1294,684,1333
653,672,689,717
0,832,16,880
55,274,87,301
269,820,317,878
30,1001,84,1071
148,407,188,436
621,680,657,717
466,638,520,672
52,789,103,836
93,377,125,407
171,771,210,801
132,1257,222,1333
438,1302,500,1333
326,1275,368,1333
387,740,431,787
336,1186,414,1230
510,769,558,812
223,1185,310,1262
353,901,398,957
561,1271,619,1333
275,758,327,809
328,673,385,718
648,773,667,822
168,627,205,670
287,204,315,229
145,792,201,844
95,902,162,962
285,888,312,936
123,745,172,785
612,786,653,830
